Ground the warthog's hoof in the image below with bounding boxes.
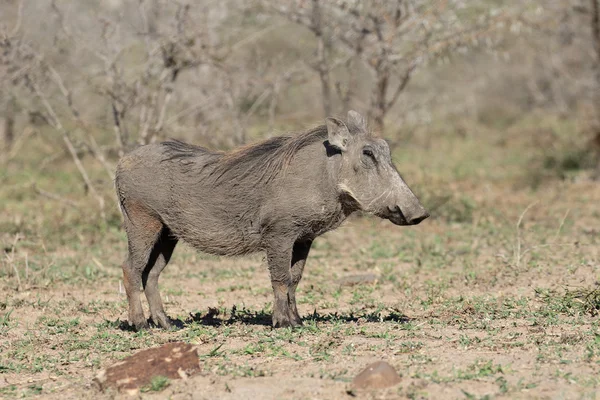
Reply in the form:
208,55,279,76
289,312,303,327
272,312,303,328
273,319,302,328
273,319,291,328
132,319,150,332
151,313,173,330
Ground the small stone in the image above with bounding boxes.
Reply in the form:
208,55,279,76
336,273,380,287
93,342,200,394
351,361,401,390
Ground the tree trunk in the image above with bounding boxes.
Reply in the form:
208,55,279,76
1,96,16,152
369,61,389,133
336,35,364,114
316,36,332,117
591,0,600,175
312,0,332,117
592,0,600,91
0,116,14,152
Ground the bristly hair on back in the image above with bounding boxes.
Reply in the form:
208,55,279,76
161,125,329,185
215,125,329,183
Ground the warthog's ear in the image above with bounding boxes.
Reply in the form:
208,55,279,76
326,117,350,152
347,110,367,132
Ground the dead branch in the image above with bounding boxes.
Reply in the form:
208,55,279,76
592,0,600,61
32,183,80,209
386,61,417,111
269,0,335,117
9,0,24,37
28,78,105,214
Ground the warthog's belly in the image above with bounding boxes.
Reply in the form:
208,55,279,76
183,227,262,257
168,216,263,257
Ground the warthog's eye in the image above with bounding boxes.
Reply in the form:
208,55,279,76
361,147,377,168
362,148,375,159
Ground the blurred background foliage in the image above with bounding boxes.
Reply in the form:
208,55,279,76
1,0,599,222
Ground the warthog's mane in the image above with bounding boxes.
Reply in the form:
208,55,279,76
161,125,329,185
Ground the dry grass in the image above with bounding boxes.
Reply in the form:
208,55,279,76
1,119,599,399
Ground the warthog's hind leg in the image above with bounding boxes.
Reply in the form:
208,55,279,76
142,229,177,329
122,257,148,331
121,201,164,331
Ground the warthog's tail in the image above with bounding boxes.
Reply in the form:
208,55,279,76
114,173,130,222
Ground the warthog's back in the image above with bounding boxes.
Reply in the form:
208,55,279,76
115,142,267,256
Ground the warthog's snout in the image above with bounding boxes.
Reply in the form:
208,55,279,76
404,206,429,225
387,204,429,226
410,211,429,225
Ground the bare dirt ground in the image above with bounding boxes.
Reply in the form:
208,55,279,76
1,135,600,399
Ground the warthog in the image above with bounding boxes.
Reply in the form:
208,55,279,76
115,111,428,330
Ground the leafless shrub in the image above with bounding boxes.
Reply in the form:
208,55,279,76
269,0,520,132
2,0,600,216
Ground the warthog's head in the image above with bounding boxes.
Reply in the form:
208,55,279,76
327,111,429,226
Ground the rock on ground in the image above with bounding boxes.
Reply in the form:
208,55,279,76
351,361,401,390
94,342,200,395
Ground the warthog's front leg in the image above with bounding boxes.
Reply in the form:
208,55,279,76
266,244,298,328
288,240,313,326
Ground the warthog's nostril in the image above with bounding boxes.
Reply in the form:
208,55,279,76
409,212,429,225
388,205,405,219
